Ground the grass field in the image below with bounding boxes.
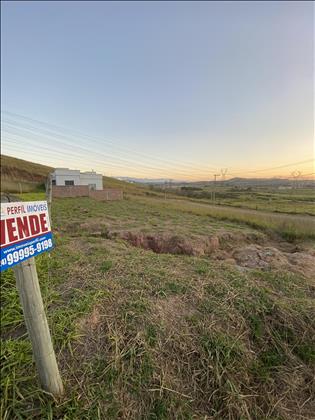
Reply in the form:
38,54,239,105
134,196,315,241
1,194,315,419
165,185,315,216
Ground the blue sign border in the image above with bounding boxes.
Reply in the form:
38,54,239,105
0,232,54,272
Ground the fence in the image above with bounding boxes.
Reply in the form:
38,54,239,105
52,185,123,200
89,189,123,201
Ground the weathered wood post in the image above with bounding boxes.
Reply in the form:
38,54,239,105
2,195,63,397
13,259,64,396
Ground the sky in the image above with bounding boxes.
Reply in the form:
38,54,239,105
1,1,314,180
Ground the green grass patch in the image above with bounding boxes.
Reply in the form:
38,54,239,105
200,332,244,367
252,345,287,379
100,260,113,272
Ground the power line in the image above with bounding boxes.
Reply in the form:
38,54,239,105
2,111,221,172
229,159,314,176
2,126,215,178
3,140,202,180
3,120,314,179
4,134,222,181
2,122,218,177
1,110,314,179
4,110,314,176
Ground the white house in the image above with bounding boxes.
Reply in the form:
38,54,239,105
51,168,103,190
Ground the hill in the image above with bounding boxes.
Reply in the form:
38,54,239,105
176,177,315,188
0,154,150,196
1,155,53,193
102,175,150,196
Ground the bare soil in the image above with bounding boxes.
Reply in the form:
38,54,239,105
109,230,315,279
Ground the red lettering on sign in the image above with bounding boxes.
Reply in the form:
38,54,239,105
6,218,18,242
1,210,51,248
39,213,48,232
16,216,30,239
0,219,6,245
29,215,41,235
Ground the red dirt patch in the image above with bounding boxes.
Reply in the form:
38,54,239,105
115,230,315,278
116,231,220,256
111,229,267,257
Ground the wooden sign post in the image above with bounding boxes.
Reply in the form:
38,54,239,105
1,197,63,397
13,259,64,396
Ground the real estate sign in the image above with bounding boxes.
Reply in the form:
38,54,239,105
0,201,53,272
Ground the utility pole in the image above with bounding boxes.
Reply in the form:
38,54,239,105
297,171,302,190
213,174,220,204
291,171,301,189
169,179,172,197
220,169,228,203
221,168,228,183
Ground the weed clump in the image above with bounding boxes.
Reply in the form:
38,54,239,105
100,260,113,272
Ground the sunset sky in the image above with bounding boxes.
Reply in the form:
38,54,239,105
1,1,314,180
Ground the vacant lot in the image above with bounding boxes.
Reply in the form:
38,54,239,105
169,186,315,216
1,195,315,419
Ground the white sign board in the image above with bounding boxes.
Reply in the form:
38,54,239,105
0,201,53,272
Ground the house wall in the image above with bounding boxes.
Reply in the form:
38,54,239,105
79,172,103,190
52,169,103,189
52,169,81,186
52,185,89,197
52,186,123,200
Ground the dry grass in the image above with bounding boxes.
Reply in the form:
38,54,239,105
1,194,314,419
58,241,315,419
135,196,315,240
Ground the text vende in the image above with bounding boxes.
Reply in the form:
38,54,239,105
0,213,49,247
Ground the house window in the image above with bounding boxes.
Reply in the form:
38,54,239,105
52,180,56,185
65,180,74,186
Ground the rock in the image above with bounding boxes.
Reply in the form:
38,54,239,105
232,245,288,269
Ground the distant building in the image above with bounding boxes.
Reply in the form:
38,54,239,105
51,168,103,190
